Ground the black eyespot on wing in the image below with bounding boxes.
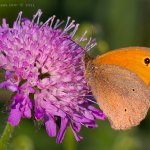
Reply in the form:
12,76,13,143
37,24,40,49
144,57,150,66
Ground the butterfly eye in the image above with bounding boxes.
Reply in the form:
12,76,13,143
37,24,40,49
144,57,150,66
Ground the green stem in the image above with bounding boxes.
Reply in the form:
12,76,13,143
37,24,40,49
64,128,76,150
0,122,14,150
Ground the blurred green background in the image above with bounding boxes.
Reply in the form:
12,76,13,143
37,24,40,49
0,0,150,150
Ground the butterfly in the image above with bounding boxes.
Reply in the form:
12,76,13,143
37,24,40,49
84,47,150,130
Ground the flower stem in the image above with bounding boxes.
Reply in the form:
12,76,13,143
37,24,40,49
0,122,14,150
64,128,76,150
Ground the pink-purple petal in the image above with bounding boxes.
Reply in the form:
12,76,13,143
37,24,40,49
56,118,69,144
70,123,83,142
8,107,22,126
44,114,56,137
88,106,106,120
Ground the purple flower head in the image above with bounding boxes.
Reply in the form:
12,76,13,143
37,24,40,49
0,10,105,143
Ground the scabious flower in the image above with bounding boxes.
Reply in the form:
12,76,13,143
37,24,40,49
0,10,105,143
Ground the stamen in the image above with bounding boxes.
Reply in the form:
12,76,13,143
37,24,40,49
70,31,88,51
77,31,87,44
40,17,52,28
85,98,98,104
31,9,42,25
41,17,53,27
85,38,97,51
64,17,71,29
70,24,79,37
54,19,64,29
50,15,56,27
15,11,23,25
62,17,76,34
90,42,97,50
